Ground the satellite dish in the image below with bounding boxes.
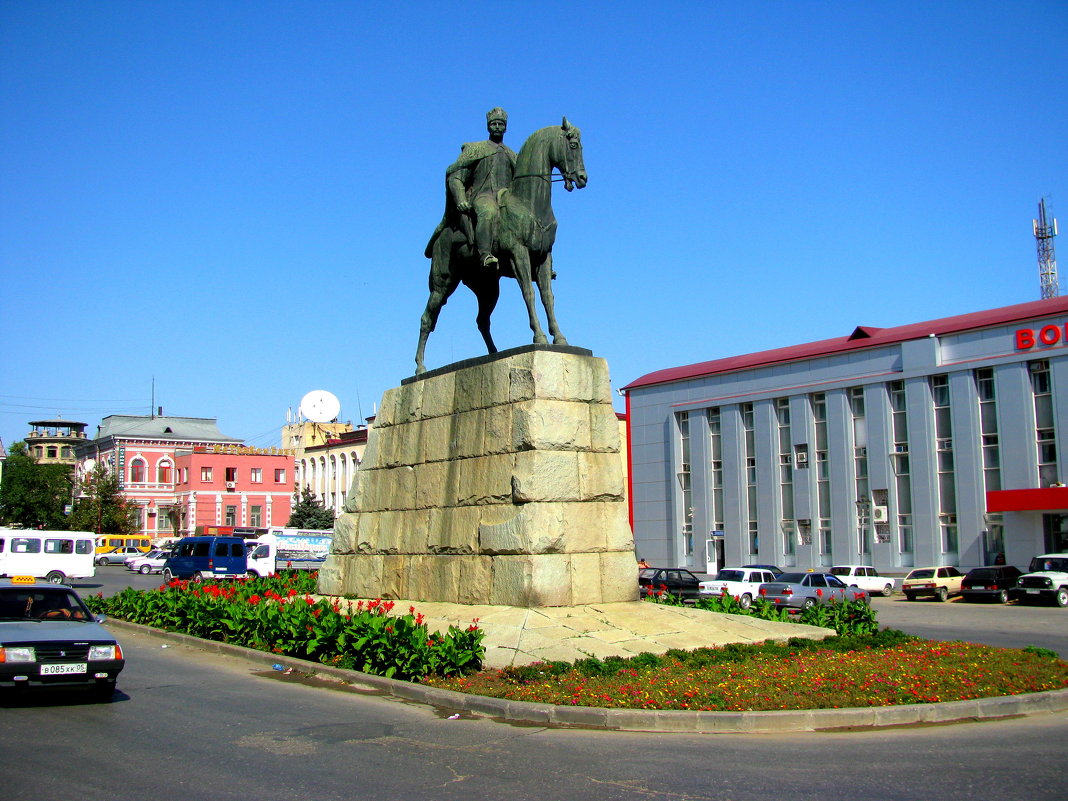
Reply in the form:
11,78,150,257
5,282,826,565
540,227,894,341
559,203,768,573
299,390,341,423
83,458,96,473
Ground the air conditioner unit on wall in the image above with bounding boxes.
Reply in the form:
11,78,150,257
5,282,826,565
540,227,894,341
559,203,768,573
872,505,889,523
226,481,236,490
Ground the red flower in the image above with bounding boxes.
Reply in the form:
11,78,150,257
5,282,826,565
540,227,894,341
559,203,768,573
816,588,823,598
759,587,767,596
248,594,261,605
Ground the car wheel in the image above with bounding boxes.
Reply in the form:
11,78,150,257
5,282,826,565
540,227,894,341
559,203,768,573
1055,588,1068,608
997,590,1009,604
936,587,948,602
139,564,152,574
45,571,65,584
96,557,109,566
192,572,205,584
881,583,894,597
905,592,917,602
801,598,816,610
162,568,174,583
738,593,752,610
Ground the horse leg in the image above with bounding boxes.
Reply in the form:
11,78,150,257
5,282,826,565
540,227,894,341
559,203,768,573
509,247,548,345
535,252,567,345
471,270,500,354
415,239,461,374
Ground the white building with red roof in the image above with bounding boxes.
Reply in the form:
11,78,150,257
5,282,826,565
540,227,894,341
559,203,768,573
622,296,1068,575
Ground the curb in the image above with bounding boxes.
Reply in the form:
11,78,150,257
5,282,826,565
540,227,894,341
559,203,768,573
107,618,1068,733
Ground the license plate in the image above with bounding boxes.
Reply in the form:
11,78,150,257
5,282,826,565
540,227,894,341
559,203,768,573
973,586,986,590
1026,589,1040,595
41,663,87,675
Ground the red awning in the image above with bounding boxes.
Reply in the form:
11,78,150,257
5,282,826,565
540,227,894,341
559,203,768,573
986,487,1068,513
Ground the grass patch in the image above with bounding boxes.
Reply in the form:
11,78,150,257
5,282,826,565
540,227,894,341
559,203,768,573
422,631,1068,711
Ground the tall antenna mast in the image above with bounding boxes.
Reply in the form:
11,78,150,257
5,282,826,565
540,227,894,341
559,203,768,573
1034,197,1059,299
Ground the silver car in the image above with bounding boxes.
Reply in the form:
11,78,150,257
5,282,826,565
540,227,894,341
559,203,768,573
760,572,870,610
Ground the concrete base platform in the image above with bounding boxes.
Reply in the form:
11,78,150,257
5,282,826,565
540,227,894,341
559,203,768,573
337,598,835,668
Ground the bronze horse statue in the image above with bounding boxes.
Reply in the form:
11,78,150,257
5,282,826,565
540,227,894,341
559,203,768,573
415,118,587,374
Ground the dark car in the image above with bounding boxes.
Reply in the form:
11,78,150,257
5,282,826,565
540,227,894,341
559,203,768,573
961,565,1022,604
639,568,702,601
742,564,785,577
0,577,125,700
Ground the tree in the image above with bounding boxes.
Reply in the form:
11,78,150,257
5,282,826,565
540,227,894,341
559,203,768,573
0,441,73,528
66,462,139,536
286,486,335,529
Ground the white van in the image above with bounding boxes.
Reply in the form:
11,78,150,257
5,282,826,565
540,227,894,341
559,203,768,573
0,529,97,584
245,528,332,577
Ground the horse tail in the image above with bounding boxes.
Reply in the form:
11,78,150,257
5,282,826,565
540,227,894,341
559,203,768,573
425,220,445,258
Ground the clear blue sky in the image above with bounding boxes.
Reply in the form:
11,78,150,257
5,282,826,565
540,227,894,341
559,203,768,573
2,1,1066,450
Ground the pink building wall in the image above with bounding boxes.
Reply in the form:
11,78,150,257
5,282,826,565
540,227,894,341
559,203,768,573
173,449,295,534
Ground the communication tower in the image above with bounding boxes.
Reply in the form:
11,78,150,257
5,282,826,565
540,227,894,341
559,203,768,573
1034,197,1059,299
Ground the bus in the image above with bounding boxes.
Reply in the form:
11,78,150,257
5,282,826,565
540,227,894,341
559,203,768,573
95,534,152,554
0,529,97,584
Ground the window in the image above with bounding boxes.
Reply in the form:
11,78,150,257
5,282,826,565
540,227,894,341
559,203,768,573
251,468,262,483
250,505,262,527
225,467,238,483
274,468,287,483
225,505,237,526
181,467,189,483
1031,361,1058,486
130,459,146,483
12,538,41,554
707,407,723,536
676,413,693,556
158,461,173,483
44,539,73,554
201,466,213,482
47,447,58,458
930,375,957,549
76,540,93,555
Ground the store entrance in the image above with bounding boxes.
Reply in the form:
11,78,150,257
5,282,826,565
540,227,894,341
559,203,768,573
1043,514,1068,553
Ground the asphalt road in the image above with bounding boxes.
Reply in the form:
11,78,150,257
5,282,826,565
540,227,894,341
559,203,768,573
2,623,1066,801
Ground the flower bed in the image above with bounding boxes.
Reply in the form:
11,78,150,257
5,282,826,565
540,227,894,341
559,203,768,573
84,572,484,681
423,632,1068,711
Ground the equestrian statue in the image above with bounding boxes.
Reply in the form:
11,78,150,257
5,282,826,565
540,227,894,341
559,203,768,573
415,108,587,375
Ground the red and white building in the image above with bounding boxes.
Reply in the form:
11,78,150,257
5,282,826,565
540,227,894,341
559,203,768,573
173,446,294,534
75,414,295,539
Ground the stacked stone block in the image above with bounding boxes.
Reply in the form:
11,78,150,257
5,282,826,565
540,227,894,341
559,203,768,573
317,348,638,606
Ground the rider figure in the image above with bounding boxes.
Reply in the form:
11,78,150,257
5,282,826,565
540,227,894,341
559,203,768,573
446,107,517,268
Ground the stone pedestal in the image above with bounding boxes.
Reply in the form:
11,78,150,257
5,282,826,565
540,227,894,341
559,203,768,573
318,346,638,606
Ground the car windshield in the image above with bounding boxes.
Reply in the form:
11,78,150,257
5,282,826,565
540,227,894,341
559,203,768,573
907,568,935,579
1030,557,1068,572
0,587,92,621
639,569,659,579
776,573,807,583
829,567,850,576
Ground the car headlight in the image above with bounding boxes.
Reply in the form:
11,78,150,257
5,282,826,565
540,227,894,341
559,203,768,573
89,644,122,660
0,646,36,663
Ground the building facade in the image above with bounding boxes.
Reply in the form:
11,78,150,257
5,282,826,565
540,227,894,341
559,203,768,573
172,446,295,534
25,418,88,465
74,415,244,539
623,297,1068,575
297,426,369,517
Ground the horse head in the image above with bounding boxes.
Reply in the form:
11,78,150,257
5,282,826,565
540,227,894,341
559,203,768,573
556,117,587,192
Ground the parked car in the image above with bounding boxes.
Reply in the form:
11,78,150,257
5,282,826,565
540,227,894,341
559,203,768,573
759,572,869,610
699,567,779,609
125,549,170,575
1013,553,1068,607
742,563,784,577
639,568,702,601
901,566,964,601
0,577,125,700
961,565,1022,604
162,536,248,582
95,546,144,566
830,565,896,597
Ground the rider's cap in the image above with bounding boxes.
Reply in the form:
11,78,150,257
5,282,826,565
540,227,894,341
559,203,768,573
486,107,508,124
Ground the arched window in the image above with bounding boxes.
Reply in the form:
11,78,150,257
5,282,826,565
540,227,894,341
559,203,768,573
130,459,146,483
157,460,173,483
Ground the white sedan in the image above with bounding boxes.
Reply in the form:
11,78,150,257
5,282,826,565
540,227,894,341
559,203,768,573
125,549,170,575
829,565,897,597
699,567,780,609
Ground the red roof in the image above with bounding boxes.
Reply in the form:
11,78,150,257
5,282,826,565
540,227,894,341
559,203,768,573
624,296,1068,391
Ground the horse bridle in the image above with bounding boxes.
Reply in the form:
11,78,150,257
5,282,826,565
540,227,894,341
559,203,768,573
512,130,581,190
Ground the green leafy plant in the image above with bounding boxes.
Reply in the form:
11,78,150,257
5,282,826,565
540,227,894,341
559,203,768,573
84,573,483,681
